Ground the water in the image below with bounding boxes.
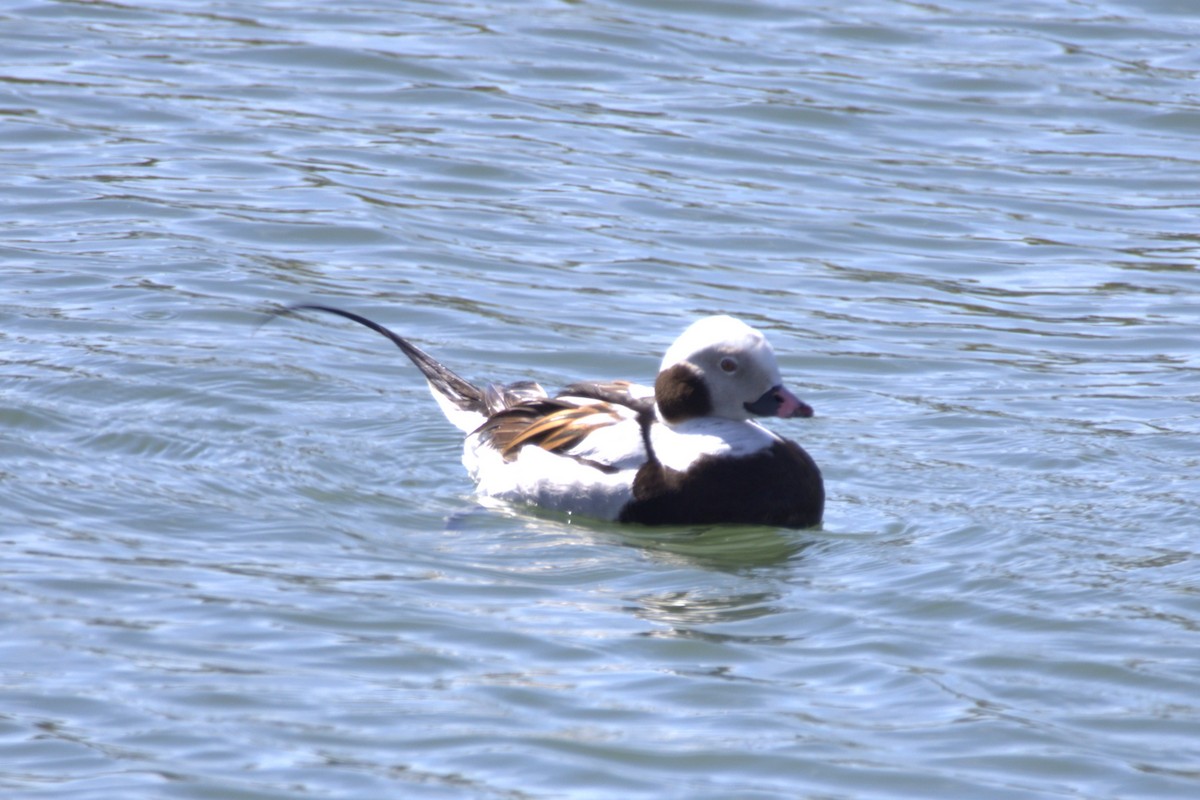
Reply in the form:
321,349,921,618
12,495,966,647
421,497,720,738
2,0,1199,797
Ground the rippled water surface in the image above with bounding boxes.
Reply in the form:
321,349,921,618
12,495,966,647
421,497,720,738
3,1,1199,798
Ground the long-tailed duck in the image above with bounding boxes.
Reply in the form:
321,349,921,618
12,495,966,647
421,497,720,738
284,306,824,528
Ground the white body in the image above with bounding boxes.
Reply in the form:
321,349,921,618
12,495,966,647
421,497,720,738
443,384,784,520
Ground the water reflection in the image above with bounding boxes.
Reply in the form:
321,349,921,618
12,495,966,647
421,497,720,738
452,499,816,570
611,526,813,643
615,524,814,570
628,587,793,645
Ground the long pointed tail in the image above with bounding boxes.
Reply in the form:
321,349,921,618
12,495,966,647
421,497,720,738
282,304,487,425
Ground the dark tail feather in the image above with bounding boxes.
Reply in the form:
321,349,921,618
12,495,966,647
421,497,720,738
281,304,485,415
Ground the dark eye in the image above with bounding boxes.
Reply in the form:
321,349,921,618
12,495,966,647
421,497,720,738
719,357,738,373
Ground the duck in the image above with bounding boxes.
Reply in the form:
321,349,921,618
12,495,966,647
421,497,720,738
284,305,824,528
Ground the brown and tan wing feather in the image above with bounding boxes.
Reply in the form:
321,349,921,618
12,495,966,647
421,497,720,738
509,406,619,454
479,401,624,461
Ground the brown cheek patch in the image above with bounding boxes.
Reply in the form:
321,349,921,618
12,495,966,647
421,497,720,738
654,363,712,423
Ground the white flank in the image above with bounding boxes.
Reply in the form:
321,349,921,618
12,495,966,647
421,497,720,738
464,426,640,521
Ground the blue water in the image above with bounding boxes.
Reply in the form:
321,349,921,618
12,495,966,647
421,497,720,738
2,1,1199,798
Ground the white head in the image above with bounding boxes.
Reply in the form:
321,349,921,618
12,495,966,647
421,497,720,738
655,315,812,424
